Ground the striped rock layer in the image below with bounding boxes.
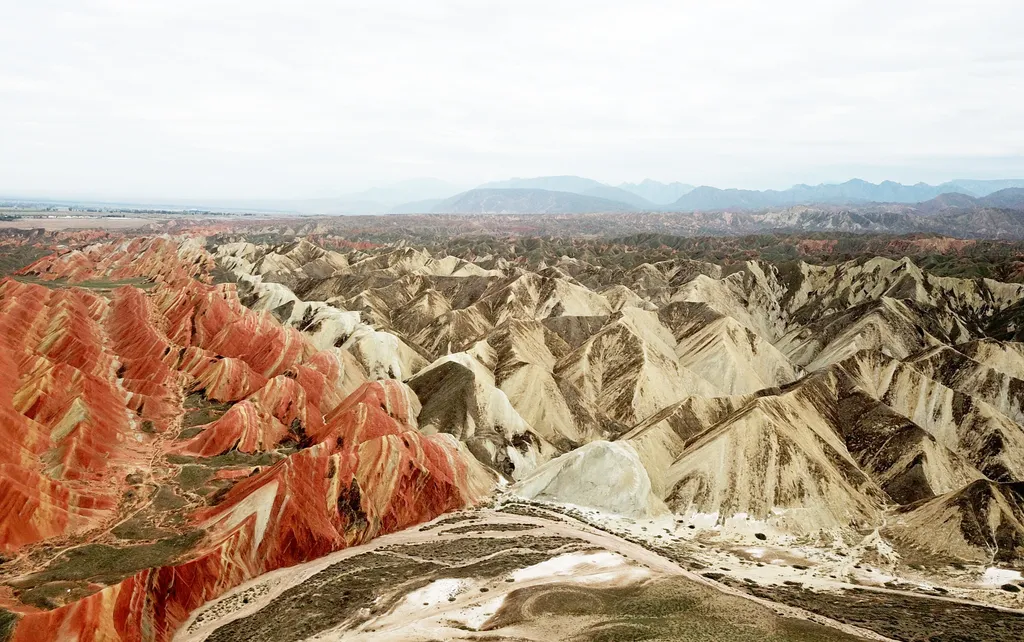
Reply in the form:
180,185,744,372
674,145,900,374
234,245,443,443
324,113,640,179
0,240,494,642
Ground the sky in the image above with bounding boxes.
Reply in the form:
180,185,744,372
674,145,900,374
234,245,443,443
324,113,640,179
1,0,1023,200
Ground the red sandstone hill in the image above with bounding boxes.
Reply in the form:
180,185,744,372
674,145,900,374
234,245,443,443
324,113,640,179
0,238,493,642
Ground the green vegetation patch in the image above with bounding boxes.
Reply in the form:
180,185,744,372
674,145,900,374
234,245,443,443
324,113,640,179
111,515,176,542
0,246,49,277
488,577,864,642
180,393,233,429
12,530,205,601
167,449,289,469
151,485,188,511
443,522,537,535
0,608,17,642
745,584,1024,642
15,580,98,610
177,464,215,491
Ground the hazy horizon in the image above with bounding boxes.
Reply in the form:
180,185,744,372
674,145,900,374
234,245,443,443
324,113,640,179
3,1,1023,200
7,175,1024,209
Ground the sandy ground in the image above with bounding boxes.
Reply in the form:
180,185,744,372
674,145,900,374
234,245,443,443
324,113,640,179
0,216,160,229
545,500,1024,612
176,506,894,642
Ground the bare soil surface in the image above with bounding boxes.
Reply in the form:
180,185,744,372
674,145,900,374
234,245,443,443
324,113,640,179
0,216,158,230
177,505,889,642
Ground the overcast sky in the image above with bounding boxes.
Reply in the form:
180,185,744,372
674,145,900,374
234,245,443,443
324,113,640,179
2,0,1022,200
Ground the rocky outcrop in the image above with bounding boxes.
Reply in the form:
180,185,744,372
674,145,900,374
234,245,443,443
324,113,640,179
512,441,668,518
210,240,1024,548
408,353,553,479
888,480,1024,563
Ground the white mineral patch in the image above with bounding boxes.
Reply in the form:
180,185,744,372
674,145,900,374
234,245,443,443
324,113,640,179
511,551,650,585
982,567,1023,586
512,441,668,518
404,578,469,607
686,511,722,529
453,596,506,629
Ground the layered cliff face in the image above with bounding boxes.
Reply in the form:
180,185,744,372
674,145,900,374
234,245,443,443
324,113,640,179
23,236,213,286
5,233,1024,640
0,238,494,642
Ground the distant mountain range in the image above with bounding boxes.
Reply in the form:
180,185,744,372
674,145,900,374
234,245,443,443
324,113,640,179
7,177,1024,216
914,188,1024,214
280,178,464,214
476,175,657,209
386,198,446,214
665,179,1024,212
430,188,636,214
617,179,695,204
384,189,1024,238
404,178,1024,215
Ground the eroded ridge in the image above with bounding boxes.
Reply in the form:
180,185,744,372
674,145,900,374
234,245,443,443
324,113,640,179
3,232,1024,642
0,237,493,642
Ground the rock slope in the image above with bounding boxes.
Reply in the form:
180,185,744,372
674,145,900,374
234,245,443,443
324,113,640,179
210,240,1024,558
6,232,1024,640
0,238,493,642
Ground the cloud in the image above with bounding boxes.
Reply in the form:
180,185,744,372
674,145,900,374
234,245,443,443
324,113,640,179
1,0,1022,198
